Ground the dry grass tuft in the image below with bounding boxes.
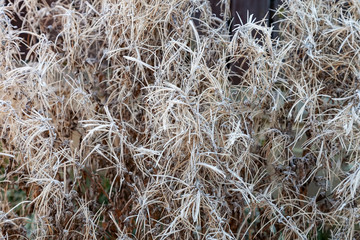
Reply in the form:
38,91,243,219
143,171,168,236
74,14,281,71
0,0,360,239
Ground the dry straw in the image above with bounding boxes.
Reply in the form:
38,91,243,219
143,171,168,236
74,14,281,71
0,0,359,239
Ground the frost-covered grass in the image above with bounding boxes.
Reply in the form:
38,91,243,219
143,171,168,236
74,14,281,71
0,0,360,239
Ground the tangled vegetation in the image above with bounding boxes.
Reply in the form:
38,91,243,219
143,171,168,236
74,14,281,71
0,0,359,239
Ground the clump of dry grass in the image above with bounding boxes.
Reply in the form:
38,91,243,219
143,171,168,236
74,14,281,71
0,0,359,239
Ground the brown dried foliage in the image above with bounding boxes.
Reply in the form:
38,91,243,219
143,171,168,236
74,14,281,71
0,0,359,239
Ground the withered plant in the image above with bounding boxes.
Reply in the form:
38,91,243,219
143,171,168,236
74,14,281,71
0,0,359,239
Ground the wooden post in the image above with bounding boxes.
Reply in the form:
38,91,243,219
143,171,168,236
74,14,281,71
209,0,281,84
229,0,270,84
270,0,282,38
230,0,270,32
